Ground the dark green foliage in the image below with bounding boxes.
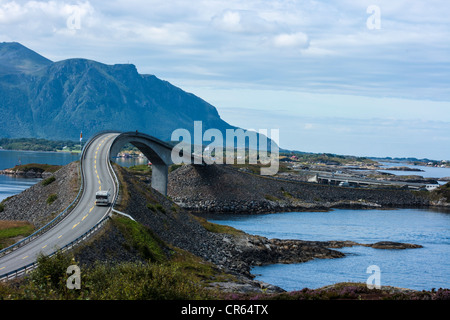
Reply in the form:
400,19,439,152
2,251,210,300
147,203,166,214
42,176,56,186
0,138,80,152
112,216,167,263
46,193,58,204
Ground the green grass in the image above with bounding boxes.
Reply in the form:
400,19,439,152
0,221,34,249
112,216,167,263
128,164,151,173
8,163,61,173
193,215,244,236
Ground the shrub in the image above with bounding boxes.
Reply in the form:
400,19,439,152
25,251,77,298
42,176,56,186
147,203,166,213
47,193,58,205
264,194,279,202
113,216,166,262
155,204,166,213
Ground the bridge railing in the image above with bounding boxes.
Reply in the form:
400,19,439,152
0,214,111,282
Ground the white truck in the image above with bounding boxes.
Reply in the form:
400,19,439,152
95,190,111,206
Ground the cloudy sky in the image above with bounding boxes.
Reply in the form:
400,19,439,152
1,0,449,159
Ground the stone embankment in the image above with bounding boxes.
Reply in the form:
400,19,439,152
168,164,430,214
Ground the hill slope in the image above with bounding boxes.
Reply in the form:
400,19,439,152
0,42,237,141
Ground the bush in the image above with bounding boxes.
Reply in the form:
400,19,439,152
47,193,58,205
85,262,208,300
23,251,77,299
13,250,209,300
42,176,56,186
147,203,166,213
113,216,167,262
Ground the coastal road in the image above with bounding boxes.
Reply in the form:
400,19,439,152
0,132,119,278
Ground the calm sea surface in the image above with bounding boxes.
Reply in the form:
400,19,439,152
204,208,450,291
1,150,450,291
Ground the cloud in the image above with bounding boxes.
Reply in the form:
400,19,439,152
1,0,449,158
211,9,277,34
272,32,309,49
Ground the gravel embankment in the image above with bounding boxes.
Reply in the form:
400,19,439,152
0,162,80,229
168,164,430,213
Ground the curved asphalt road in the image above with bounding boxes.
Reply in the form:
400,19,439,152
0,132,119,278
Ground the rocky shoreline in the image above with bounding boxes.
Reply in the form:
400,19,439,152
0,168,53,178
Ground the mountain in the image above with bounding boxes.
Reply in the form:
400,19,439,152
0,42,52,74
0,42,237,143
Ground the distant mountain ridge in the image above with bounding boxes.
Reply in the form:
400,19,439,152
0,42,237,143
0,42,52,74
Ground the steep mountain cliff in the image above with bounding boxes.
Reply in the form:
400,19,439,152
0,42,237,142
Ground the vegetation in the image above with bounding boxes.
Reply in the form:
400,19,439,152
0,220,34,249
112,216,167,262
417,182,450,204
147,203,166,214
264,194,279,202
128,164,151,171
0,138,81,152
41,176,56,186
0,250,211,300
432,183,450,203
46,193,58,205
1,250,447,300
193,215,244,236
7,163,61,174
0,217,225,300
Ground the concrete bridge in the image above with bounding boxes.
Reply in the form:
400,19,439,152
108,131,201,196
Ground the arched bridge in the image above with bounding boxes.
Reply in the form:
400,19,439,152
110,131,175,196
98,130,200,196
